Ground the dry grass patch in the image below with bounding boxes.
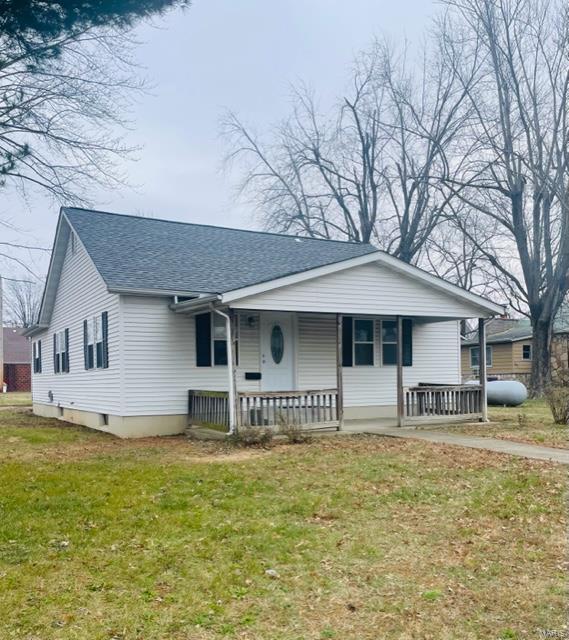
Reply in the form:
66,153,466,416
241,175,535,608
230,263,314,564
0,411,566,639
0,392,31,407
423,399,568,449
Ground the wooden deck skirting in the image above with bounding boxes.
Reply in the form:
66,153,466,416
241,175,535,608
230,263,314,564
404,384,483,419
188,389,339,431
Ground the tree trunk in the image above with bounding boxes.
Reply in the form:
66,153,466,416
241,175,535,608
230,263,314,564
529,317,554,397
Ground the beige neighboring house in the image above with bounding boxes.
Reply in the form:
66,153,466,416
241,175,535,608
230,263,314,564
461,319,569,383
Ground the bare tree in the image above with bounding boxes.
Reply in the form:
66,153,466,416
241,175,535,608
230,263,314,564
0,1,189,269
224,38,471,263
439,0,569,394
4,279,42,327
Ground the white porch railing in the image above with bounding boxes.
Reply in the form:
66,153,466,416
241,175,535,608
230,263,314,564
238,389,339,429
188,390,230,429
405,384,483,419
188,389,340,431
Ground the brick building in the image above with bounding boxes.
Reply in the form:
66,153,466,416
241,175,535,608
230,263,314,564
3,327,31,392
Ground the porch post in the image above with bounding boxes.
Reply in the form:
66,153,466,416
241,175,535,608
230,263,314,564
396,315,405,427
478,317,488,422
230,310,241,432
336,313,344,430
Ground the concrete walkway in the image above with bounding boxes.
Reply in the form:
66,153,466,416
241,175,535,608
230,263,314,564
344,423,569,465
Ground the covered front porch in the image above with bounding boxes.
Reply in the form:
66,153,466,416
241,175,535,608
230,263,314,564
187,381,485,432
179,307,490,434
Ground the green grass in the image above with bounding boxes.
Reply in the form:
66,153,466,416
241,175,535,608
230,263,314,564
427,399,568,449
0,410,566,639
0,392,31,407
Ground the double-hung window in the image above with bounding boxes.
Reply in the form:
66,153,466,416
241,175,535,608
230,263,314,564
84,312,109,369
195,312,237,367
381,320,398,365
342,317,413,367
353,318,374,366
381,319,413,366
53,329,69,373
522,344,532,360
33,340,42,373
212,313,228,366
470,345,492,368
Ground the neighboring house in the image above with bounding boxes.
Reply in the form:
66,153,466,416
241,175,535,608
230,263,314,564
24,207,503,438
2,327,31,392
461,319,569,383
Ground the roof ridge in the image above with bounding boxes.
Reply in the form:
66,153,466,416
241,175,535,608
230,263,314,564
63,206,375,248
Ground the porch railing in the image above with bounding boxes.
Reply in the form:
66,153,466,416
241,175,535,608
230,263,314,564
188,390,230,429
405,384,483,419
188,389,339,431
238,389,339,429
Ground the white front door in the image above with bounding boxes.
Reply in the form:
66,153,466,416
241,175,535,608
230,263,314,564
260,313,295,391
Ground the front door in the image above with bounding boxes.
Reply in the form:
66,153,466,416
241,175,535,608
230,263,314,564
260,313,295,391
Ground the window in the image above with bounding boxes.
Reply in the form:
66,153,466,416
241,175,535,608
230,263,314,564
381,319,413,366
84,312,108,370
33,340,42,374
212,313,228,366
382,320,398,365
341,317,413,367
354,319,374,366
53,329,69,373
270,325,285,364
522,344,532,360
470,345,493,368
195,312,238,367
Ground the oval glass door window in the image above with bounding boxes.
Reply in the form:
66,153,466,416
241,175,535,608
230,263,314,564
270,325,284,364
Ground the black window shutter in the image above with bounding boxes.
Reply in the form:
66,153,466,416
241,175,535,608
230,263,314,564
402,318,413,367
53,333,58,373
102,312,109,369
195,312,212,367
342,316,353,367
83,320,88,369
64,328,70,372
38,340,42,373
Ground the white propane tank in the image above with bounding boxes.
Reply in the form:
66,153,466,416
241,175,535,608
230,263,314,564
486,380,528,407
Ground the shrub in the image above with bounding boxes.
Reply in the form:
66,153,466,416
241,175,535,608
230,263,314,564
517,413,528,429
545,386,569,425
278,420,312,444
230,426,273,447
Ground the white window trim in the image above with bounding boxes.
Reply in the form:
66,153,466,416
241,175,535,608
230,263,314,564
470,345,493,369
380,318,398,367
54,329,67,374
211,312,239,367
522,344,532,360
353,317,375,367
33,340,41,373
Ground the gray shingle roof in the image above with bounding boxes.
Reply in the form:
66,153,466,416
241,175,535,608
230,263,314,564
64,207,378,294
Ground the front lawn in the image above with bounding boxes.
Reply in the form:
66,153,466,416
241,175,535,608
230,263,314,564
0,392,31,407
425,400,568,449
0,410,566,639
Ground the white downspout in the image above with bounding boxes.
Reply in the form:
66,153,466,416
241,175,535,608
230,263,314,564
212,307,237,435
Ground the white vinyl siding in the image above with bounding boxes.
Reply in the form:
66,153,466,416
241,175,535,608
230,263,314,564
121,299,261,416
296,315,461,408
233,262,485,318
31,237,121,413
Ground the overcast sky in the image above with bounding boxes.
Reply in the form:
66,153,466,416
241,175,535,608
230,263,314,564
1,0,436,283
